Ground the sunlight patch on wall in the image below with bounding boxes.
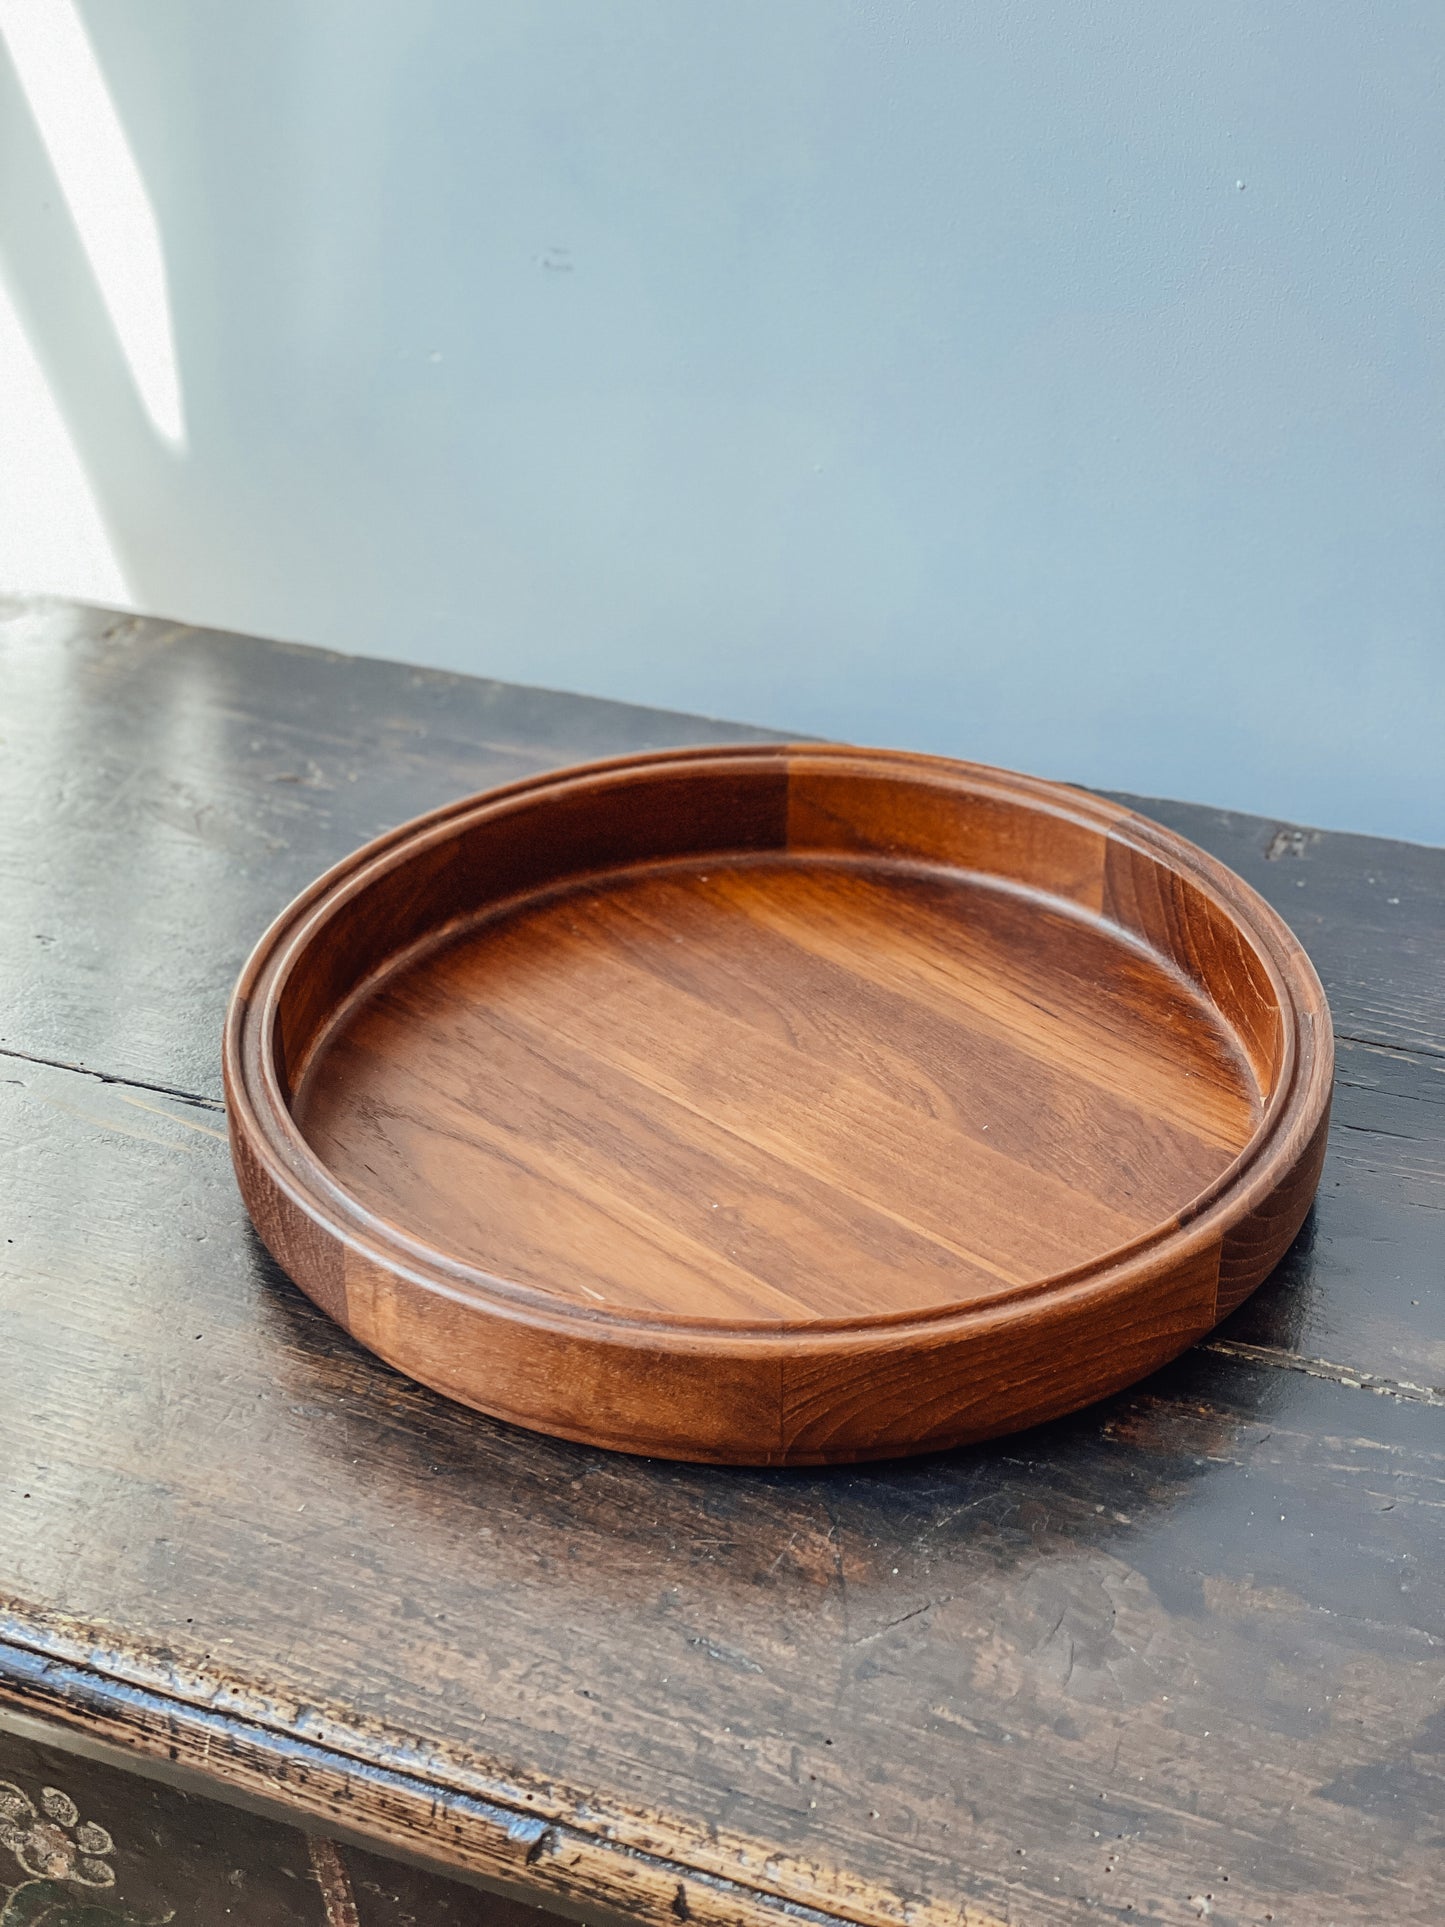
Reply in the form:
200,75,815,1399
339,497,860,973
0,269,130,602
0,0,186,449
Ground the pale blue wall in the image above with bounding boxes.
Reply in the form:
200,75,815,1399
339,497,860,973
5,1,1442,840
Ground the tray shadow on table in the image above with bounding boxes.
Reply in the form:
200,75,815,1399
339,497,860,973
245,1203,1366,1618
1213,1212,1318,1358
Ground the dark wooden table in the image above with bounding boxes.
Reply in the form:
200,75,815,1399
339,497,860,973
1,600,1440,1927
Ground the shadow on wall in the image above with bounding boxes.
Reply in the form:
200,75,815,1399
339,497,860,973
0,0,1441,843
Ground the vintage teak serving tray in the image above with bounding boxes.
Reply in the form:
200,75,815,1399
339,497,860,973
225,745,1333,1465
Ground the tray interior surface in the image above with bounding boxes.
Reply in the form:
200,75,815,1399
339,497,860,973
293,852,1261,1328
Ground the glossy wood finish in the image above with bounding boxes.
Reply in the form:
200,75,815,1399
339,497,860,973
2,602,1441,1926
227,746,1332,1463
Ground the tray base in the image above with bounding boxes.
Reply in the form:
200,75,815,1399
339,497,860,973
296,853,1258,1328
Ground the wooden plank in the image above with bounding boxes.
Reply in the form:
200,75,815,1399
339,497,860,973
0,1061,1441,1925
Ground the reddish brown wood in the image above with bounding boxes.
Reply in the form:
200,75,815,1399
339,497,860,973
224,745,1333,1463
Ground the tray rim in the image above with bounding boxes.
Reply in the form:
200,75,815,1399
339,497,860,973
224,744,1333,1354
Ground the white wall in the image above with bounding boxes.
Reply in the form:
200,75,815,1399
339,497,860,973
2,1,1441,841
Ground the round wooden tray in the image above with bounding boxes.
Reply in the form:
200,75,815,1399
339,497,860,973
225,746,1333,1465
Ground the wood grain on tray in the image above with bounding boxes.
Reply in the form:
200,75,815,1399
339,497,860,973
225,745,1333,1463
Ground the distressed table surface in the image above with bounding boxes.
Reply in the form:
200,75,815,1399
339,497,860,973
0,599,1440,1927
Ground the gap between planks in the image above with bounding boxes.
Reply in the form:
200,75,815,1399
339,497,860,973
1335,1027,1445,1065
1201,1339,1445,1409
0,1043,226,1111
